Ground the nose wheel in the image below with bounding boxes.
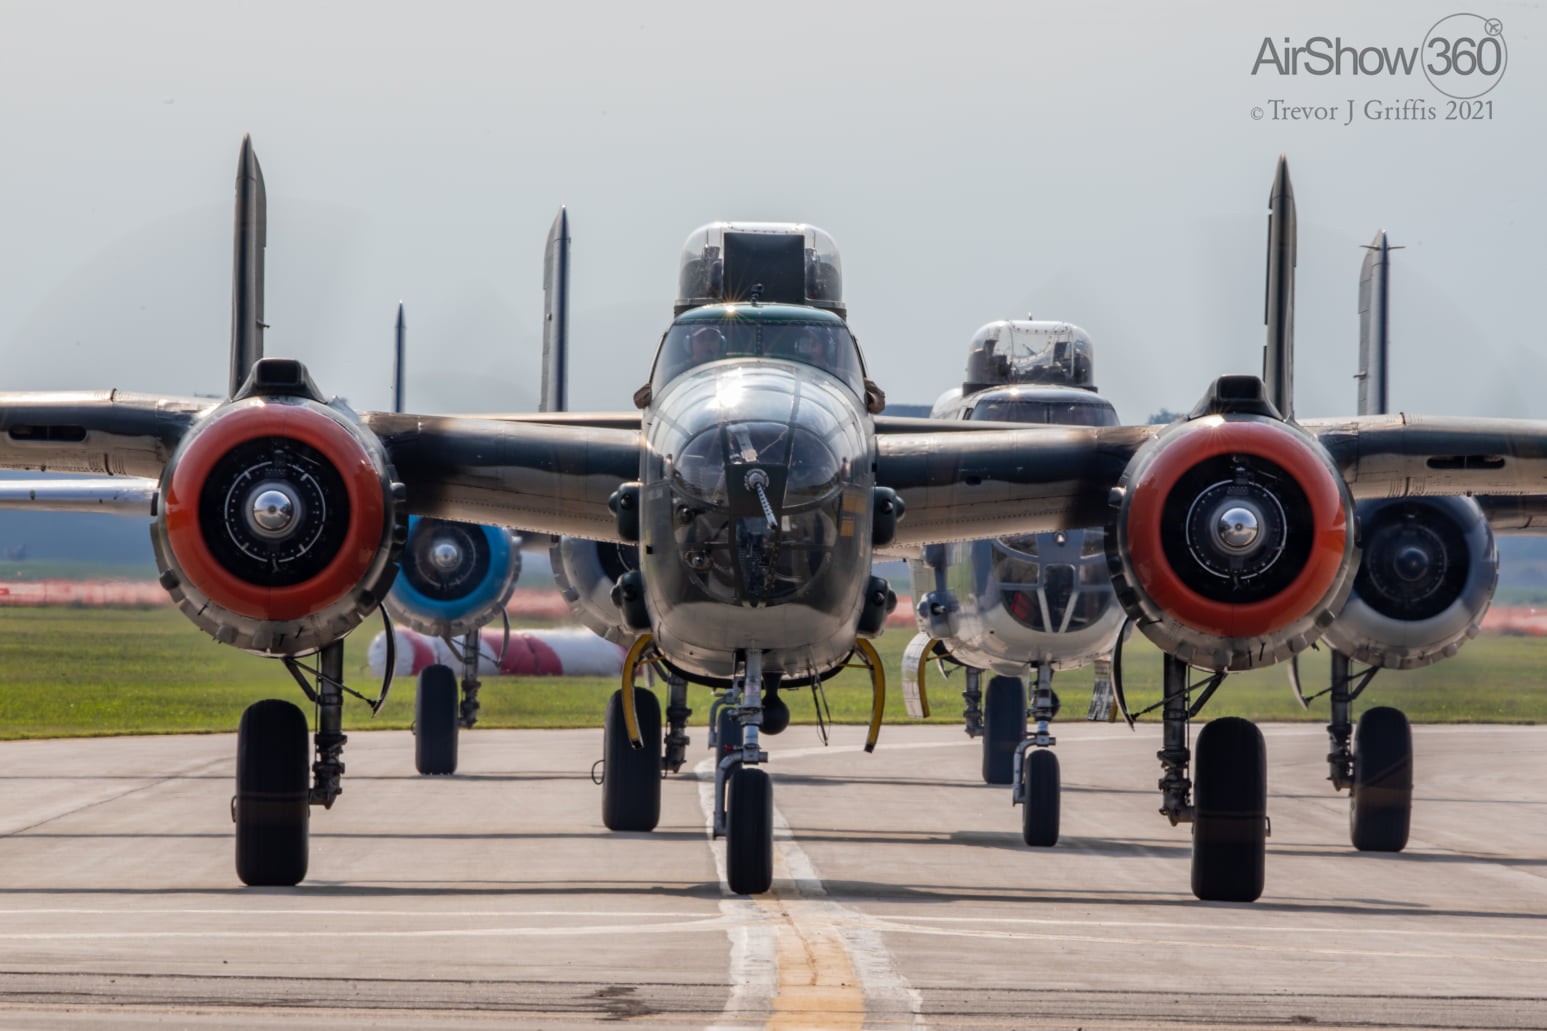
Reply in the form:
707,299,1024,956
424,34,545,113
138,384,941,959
725,766,773,895
712,650,773,895
1004,665,1062,846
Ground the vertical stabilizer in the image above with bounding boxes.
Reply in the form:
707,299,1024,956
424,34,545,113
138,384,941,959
393,302,406,414
1356,231,1392,417
540,207,570,413
1263,155,1296,421
228,135,267,399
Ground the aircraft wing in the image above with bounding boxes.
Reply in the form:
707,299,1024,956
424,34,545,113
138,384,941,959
878,411,1547,550
0,391,210,477
361,411,640,541
0,393,641,543
10,388,1547,548
1302,414,1547,500
878,422,1157,546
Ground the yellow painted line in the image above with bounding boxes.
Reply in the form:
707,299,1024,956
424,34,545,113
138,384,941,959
763,845,865,1030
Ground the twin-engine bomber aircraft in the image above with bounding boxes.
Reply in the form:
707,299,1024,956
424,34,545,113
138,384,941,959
901,319,1124,848
4,139,1547,902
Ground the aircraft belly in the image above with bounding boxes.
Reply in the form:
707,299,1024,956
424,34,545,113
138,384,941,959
650,599,855,680
935,537,1123,674
946,609,1124,674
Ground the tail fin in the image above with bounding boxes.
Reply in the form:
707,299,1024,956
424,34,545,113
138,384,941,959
228,135,267,399
1356,231,1396,417
540,207,570,413
1263,155,1296,421
392,302,406,414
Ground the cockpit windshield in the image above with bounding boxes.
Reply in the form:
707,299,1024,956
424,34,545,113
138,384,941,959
968,397,1118,427
651,306,865,397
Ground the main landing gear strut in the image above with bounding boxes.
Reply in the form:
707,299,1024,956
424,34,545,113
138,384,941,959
233,637,392,887
975,666,1062,847
599,635,695,833
1291,650,1413,852
412,629,480,776
1115,648,1269,902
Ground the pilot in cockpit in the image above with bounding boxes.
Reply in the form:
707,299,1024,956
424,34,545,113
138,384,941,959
792,325,835,368
687,326,725,364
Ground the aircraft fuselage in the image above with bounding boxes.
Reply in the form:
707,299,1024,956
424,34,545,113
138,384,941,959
639,308,876,681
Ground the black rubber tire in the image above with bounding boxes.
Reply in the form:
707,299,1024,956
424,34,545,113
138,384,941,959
234,699,310,887
1191,717,1267,903
1021,748,1061,847
1351,706,1413,852
726,767,773,895
602,687,662,832
981,675,1025,785
414,664,460,775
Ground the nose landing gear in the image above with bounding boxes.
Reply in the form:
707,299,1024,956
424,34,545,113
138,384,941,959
713,650,773,895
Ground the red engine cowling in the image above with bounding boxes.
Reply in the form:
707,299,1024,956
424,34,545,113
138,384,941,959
1105,413,1356,671
150,397,406,656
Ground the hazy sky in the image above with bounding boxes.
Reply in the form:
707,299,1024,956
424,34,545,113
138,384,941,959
2,1,1542,423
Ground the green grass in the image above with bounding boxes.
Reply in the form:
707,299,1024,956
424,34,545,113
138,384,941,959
0,560,156,581
1,606,1545,740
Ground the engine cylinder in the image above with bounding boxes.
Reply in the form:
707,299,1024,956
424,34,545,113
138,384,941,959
1106,415,1356,670
151,397,404,656
1323,496,1497,669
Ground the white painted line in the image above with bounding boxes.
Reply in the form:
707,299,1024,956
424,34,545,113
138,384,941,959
695,756,925,1030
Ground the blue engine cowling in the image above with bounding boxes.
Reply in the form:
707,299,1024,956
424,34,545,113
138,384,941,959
1323,496,1497,670
383,517,522,638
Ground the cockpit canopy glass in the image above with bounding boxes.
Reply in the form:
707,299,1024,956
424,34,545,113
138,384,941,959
676,222,844,316
966,388,1119,427
652,305,866,398
962,321,1096,393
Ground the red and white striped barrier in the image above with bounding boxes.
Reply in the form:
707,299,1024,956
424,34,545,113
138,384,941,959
0,580,168,607
367,626,626,678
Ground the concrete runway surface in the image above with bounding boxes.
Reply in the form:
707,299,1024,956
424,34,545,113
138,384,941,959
0,720,1543,1029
